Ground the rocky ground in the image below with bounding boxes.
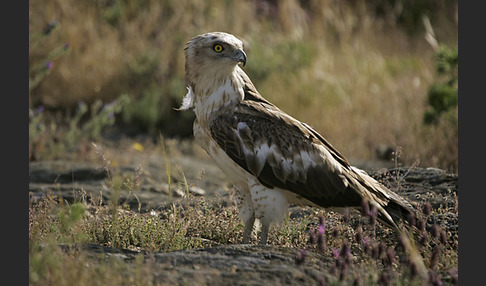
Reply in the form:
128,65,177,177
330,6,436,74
29,141,458,285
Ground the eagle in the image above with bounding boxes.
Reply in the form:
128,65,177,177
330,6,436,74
179,32,414,245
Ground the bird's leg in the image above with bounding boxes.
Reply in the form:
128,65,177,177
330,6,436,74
242,213,255,244
259,222,270,245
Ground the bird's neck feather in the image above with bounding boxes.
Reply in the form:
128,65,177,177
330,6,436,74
193,66,245,125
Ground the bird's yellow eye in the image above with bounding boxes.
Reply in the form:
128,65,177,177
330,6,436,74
213,44,224,53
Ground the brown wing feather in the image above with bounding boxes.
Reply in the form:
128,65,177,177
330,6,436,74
209,79,414,226
209,98,364,208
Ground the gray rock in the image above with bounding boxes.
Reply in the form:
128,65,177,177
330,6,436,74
29,161,108,184
69,243,332,285
33,160,458,285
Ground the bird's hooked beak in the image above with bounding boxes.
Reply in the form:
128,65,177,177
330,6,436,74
233,49,247,67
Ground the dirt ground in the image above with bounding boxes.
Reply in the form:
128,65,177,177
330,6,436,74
29,138,458,285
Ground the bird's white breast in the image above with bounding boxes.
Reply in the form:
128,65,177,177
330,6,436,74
194,78,244,125
191,73,310,228
192,77,247,185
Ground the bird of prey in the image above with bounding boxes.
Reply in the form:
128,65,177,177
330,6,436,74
179,32,414,245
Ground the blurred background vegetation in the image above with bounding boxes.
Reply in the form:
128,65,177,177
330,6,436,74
29,0,458,171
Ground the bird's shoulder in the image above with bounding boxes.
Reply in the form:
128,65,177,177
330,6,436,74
237,78,352,170
209,77,352,178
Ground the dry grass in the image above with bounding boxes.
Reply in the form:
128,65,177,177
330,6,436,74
29,0,457,171
29,184,458,285
29,2,458,281
29,135,458,285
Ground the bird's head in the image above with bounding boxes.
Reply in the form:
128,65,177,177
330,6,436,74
184,32,247,87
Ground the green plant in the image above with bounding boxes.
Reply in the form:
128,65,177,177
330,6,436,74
29,96,128,161
29,168,458,285
29,20,70,160
29,19,129,160
29,0,457,169
65,95,130,146
424,45,458,125
29,20,71,95
417,45,458,171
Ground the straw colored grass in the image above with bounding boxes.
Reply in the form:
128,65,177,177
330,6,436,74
29,0,457,170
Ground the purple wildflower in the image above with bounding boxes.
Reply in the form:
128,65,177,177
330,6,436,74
46,61,53,70
318,223,325,235
333,247,339,259
43,19,58,35
102,100,117,111
35,105,44,115
363,236,370,245
317,231,326,253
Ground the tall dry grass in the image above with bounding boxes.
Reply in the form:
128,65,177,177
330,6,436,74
29,0,458,170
